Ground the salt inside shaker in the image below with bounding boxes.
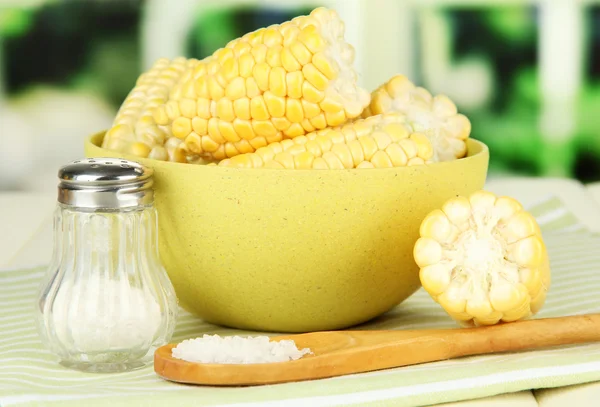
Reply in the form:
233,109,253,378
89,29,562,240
35,158,178,373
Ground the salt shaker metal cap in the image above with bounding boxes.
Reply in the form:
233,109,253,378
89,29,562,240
35,157,178,373
57,158,154,209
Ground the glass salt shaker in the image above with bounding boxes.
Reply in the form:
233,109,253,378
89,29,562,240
35,158,178,373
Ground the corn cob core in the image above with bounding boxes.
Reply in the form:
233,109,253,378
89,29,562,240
153,7,371,162
217,113,433,169
101,57,199,163
413,191,551,327
363,75,471,162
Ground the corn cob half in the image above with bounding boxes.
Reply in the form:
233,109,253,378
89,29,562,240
216,113,433,169
102,57,198,162
413,191,551,327
363,75,471,162
154,7,371,162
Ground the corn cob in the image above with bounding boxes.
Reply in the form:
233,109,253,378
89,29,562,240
413,191,551,327
363,75,471,162
217,113,433,169
102,57,198,163
153,7,371,162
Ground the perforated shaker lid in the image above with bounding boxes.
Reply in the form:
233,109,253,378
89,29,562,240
57,158,154,210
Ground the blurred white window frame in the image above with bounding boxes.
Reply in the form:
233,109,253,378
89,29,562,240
0,0,591,150
141,0,415,92
141,0,585,147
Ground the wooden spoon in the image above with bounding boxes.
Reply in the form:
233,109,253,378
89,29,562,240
154,313,600,386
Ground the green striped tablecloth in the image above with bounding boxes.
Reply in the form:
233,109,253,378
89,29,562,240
2,196,600,407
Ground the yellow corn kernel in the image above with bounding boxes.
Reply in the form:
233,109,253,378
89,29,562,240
245,77,261,98
225,77,246,100
269,67,287,97
249,136,268,150
302,100,321,118
172,117,192,139
179,98,197,119
251,43,268,63
165,100,182,120
201,134,221,153
164,136,188,163
185,132,202,154
363,74,471,162
266,45,283,67
233,98,251,120
286,71,305,99
302,64,329,91
420,264,451,296
289,40,313,65
235,139,254,154
149,146,168,161
218,121,241,143
281,47,302,72
284,123,306,138
272,117,292,132
150,7,370,161
282,23,300,47
238,53,256,78
233,40,252,56
217,113,432,169
286,99,304,123
499,211,542,244
325,110,347,127
262,27,283,47
216,98,235,122
385,143,408,166
263,91,286,117
221,58,239,81
196,98,211,119
193,76,210,99
233,118,255,140
192,117,208,135
252,62,271,91
414,190,551,327
207,76,225,100
252,120,278,138
309,113,328,130
301,118,316,133
298,24,326,53
250,96,270,120
320,97,344,114
302,81,325,104
207,118,226,144
312,52,338,79
127,142,151,158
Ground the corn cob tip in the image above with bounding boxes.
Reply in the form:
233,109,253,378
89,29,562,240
414,190,551,327
363,74,471,162
307,7,371,116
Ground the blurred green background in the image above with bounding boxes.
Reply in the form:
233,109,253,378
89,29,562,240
0,0,598,191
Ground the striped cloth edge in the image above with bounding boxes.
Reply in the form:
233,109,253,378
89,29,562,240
1,195,600,407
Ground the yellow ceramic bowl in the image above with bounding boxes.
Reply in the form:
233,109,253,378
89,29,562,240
85,132,489,333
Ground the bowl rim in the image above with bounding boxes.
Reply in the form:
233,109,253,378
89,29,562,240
85,131,489,172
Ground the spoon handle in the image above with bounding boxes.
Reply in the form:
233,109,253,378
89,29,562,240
444,313,600,359
339,313,600,370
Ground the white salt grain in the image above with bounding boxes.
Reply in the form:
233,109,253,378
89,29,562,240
171,334,312,364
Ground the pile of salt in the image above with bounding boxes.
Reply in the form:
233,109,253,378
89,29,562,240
171,334,312,364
